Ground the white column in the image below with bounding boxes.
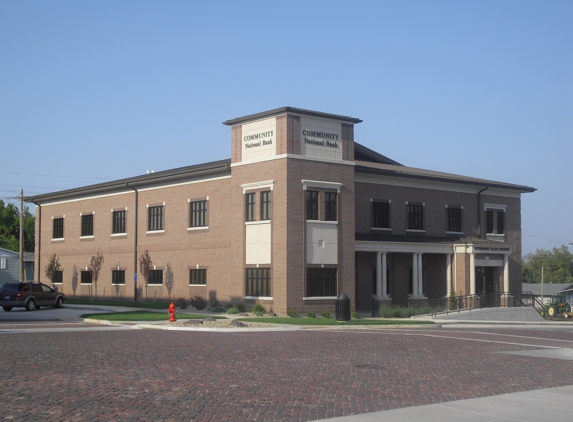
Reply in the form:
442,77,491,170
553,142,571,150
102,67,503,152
382,252,388,298
469,253,476,295
446,253,452,297
503,254,509,293
376,252,382,298
412,253,418,297
418,253,424,297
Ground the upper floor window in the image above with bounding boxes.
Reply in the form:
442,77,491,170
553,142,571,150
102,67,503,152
306,190,319,220
407,204,424,230
447,207,462,233
260,191,271,220
148,205,163,231
325,192,337,221
372,201,390,229
81,214,93,237
486,210,505,235
53,218,64,239
112,210,126,234
245,193,256,222
190,200,207,227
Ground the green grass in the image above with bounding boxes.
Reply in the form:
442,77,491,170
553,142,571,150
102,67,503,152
68,298,173,310
81,311,227,321
236,317,434,326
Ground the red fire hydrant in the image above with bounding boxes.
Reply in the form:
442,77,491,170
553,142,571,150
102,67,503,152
168,302,177,323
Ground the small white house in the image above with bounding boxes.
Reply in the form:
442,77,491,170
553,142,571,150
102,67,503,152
0,247,35,287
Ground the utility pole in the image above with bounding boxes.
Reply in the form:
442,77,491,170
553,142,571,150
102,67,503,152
19,189,24,282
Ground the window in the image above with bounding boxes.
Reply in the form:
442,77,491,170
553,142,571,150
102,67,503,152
53,218,64,239
112,270,125,285
486,209,505,235
112,210,126,234
260,191,271,220
189,269,207,285
148,206,163,231
407,204,424,230
372,201,390,228
53,271,63,284
306,267,337,297
149,269,163,285
0,258,5,269
190,200,207,227
497,212,505,235
81,214,93,237
325,192,337,221
81,271,92,284
447,207,462,232
245,193,256,222
306,190,319,220
245,268,271,297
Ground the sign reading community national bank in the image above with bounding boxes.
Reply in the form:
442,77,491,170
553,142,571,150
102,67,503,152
301,116,342,161
241,117,276,162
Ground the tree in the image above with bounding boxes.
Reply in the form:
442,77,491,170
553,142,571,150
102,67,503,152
0,199,35,252
44,253,60,285
89,249,105,300
522,245,573,283
165,262,174,299
139,250,153,300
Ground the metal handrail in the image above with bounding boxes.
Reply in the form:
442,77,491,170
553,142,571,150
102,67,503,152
427,291,541,317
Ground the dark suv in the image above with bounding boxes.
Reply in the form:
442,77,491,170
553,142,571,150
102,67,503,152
0,282,66,311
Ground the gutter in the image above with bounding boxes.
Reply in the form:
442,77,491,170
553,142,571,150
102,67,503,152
125,182,138,305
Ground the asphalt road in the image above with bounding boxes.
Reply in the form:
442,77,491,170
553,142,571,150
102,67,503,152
1,307,573,421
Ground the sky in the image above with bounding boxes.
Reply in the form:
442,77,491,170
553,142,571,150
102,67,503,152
1,0,571,256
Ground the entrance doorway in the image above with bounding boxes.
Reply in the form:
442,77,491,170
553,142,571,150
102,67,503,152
475,267,494,295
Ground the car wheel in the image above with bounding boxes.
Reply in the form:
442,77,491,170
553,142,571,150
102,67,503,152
25,300,36,311
2,306,12,312
55,297,63,308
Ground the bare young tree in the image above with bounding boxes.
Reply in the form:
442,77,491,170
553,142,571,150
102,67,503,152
71,264,79,295
89,249,105,300
165,262,174,299
44,253,60,286
139,250,153,301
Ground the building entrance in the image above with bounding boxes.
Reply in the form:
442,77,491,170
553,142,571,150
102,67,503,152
476,267,494,295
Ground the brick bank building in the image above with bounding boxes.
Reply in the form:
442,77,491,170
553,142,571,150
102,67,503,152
31,107,535,313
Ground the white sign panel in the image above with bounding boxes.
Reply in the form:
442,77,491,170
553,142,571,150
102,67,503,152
300,116,342,161
241,117,276,163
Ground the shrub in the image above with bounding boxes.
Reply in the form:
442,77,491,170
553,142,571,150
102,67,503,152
351,312,360,319
208,295,220,308
237,302,247,312
287,310,296,318
190,295,207,310
175,298,189,309
394,307,408,318
252,302,266,313
321,311,330,318
227,307,239,314
406,307,417,317
212,306,225,313
254,311,263,316
306,312,316,318
379,306,394,318
225,302,234,309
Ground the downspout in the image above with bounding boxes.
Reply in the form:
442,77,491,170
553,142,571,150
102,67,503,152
126,182,138,305
30,200,41,282
477,186,488,238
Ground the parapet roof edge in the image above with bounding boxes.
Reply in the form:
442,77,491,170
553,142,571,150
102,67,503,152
222,107,363,126
29,159,231,204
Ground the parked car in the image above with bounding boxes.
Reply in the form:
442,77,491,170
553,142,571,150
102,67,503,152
0,282,66,311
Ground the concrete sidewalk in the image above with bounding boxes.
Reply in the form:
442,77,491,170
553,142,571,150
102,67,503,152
328,385,573,421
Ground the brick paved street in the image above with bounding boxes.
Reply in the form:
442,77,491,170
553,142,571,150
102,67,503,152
2,327,573,421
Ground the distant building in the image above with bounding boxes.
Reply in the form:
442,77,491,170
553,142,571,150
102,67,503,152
0,247,35,286
30,107,535,313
